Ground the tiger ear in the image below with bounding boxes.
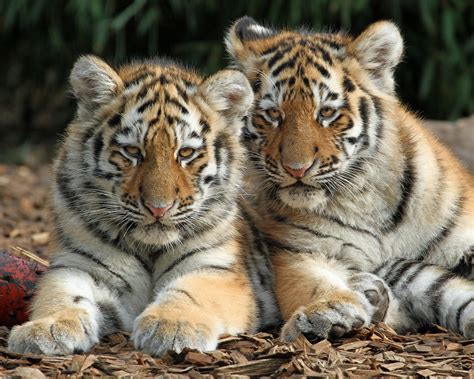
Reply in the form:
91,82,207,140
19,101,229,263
70,55,123,114
349,21,403,93
199,69,254,126
225,16,275,76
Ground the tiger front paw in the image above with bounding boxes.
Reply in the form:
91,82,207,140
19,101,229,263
349,272,390,323
280,290,370,342
132,304,218,356
8,309,98,355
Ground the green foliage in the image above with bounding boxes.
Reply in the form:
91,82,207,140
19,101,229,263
0,0,473,152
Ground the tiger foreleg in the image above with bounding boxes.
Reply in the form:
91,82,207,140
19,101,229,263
132,270,256,356
275,254,384,342
8,268,120,355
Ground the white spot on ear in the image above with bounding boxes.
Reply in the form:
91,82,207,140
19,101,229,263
248,24,272,36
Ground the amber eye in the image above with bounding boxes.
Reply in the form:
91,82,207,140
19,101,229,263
267,108,281,120
123,145,141,157
319,107,336,119
178,147,195,159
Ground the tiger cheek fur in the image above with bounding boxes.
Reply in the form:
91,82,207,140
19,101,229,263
8,56,282,356
227,16,474,340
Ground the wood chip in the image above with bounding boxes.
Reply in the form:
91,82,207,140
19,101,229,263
311,339,332,353
212,358,288,376
339,340,370,350
463,344,474,354
381,362,405,371
406,344,432,353
31,232,50,246
80,354,97,372
184,351,214,366
446,342,463,351
417,368,437,377
12,367,46,379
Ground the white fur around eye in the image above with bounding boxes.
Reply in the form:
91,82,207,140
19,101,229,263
315,107,340,128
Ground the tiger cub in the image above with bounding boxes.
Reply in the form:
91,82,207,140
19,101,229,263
8,56,279,355
226,17,474,340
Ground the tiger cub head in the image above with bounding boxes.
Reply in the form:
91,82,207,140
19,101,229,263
56,56,252,247
226,17,403,210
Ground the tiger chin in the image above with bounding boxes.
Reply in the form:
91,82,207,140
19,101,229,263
227,17,474,340
8,56,280,356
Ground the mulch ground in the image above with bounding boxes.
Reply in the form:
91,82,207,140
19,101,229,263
0,164,473,377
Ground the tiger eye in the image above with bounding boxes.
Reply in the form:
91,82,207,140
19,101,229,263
124,146,141,156
268,108,281,120
178,147,195,158
319,107,336,118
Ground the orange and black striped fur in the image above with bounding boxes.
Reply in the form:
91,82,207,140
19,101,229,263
8,56,279,355
227,17,474,340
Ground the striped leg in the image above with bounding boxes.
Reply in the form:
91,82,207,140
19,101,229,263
8,268,123,355
132,270,256,356
376,260,474,338
275,253,386,342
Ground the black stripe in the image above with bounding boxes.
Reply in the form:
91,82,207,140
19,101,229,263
64,244,132,292
82,126,96,145
108,113,122,127
381,151,416,233
241,210,271,288
267,50,285,69
312,61,330,78
317,45,333,65
358,97,370,148
93,131,104,162
456,298,474,331
318,38,343,50
283,220,345,243
70,249,132,291
429,272,456,324
418,197,464,259
125,71,154,87
137,99,155,113
160,241,226,278
452,249,474,277
401,263,429,287
199,265,234,273
166,288,199,306
343,76,355,92
213,133,225,181
166,95,189,114
272,57,297,77
48,265,106,291
387,260,420,287
97,301,122,335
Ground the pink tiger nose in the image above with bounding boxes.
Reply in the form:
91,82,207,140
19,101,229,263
283,162,312,178
145,202,173,218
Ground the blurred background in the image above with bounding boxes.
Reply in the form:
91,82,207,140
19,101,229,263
1,0,473,165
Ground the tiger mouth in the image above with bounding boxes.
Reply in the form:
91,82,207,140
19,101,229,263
280,169,339,188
